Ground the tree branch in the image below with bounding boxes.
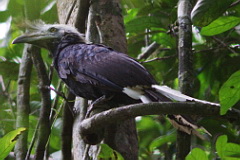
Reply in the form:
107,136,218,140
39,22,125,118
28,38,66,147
61,91,75,160
14,44,32,160
79,102,240,137
75,0,90,33
31,46,52,160
229,0,240,8
140,54,176,63
137,42,160,59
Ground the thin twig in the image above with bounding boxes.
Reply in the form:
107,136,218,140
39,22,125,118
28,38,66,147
0,77,16,119
137,42,160,60
82,144,90,160
229,0,240,8
212,36,237,54
65,0,77,24
140,54,177,63
46,85,75,117
25,120,40,160
128,30,165,42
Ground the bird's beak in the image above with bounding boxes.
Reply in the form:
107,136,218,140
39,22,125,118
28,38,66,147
12,32,54,45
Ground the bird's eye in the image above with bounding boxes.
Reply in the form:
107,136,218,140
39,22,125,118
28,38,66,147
49,27,58,32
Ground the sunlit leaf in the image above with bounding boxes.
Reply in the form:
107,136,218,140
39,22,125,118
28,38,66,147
186,148,208,160
216,135,240,159
124,8,139,24
191,0,234,27
98,144,124,160
219,70,240,115
216,135,228,158
225,143,240,158
0,128,26,160
201,16,240,36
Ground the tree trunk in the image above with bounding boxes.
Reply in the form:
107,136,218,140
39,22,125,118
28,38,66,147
177,0,194,159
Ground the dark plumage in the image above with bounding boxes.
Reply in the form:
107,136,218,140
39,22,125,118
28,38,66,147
56,43,156,100
13,22,211,139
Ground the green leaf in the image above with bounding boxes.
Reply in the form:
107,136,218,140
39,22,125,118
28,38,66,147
149,133,176,151
124,8,139,24
126,16,161,33
219,70,240,115
216,135,228,158
0,61,19,81
0,128,26,160
191,0,234,27
186,148,208,160
201,16,240,36
216,135,240,159
225,143,240,158
0,10,10,23
152,32,175,48
98,144,124,160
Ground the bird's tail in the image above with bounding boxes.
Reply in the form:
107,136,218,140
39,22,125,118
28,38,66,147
143,85,214,140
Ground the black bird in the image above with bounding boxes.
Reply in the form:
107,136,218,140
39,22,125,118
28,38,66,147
13,22,211,139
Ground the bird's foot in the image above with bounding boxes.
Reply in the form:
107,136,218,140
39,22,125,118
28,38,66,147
85,95,113,118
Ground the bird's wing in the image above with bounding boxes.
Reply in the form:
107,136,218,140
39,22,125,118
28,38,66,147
57,44,156,91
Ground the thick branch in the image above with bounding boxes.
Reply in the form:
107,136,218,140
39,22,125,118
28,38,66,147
80,102,240,135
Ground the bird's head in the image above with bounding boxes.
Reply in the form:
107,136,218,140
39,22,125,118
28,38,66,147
12,21,85,53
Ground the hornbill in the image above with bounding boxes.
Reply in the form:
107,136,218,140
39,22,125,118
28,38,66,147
13,22,210,139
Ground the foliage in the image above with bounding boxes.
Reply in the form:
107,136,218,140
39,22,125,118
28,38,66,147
98,144,124,160
216,135,240,159
0,128,26,160
186,148,208,160
219,70,240,115
201,16,240,36
186,135,240,160
0,0,239,159
191,0,234,27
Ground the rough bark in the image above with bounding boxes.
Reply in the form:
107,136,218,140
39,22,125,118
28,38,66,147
31,47,51,160
177,0,194,159
57,0,79,26
14,44,32,160
87,0,127,53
